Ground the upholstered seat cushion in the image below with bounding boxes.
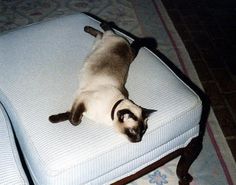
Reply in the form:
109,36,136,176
0,104,29,185
0,13,202,184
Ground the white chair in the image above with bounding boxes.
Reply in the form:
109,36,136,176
0,104,29,185
0,13,209,185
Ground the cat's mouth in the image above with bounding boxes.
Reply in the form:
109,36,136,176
128,137,142,143
126,130,145,143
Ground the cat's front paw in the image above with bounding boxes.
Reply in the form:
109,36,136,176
69,119,82,126
49,112,70,123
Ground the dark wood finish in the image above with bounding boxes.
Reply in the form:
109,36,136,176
112,149,183,185
177,137,202,185
113,129,207,185
113,136,205,185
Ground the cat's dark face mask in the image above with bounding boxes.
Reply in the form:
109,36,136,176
117,108,156,143
124,121,148,143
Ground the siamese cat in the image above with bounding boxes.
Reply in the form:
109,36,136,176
49,22,156,143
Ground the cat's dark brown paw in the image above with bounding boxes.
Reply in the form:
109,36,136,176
84,26,103,37
69,119,82,126
49,115,58,123
49,112,70,123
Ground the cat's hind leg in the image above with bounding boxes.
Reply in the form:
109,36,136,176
69,102,86,126
84,26,103,38
49,101,85,126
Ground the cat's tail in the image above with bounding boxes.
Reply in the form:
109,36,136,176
49,112,70,123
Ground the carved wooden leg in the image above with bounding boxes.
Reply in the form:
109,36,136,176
176,136,203,185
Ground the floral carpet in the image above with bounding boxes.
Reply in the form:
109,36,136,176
0,0,236,184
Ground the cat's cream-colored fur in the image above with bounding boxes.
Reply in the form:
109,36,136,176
49,24,156,142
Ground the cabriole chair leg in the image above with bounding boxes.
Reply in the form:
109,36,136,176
176,136,203,185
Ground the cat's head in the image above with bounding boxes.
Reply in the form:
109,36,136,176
111,99,156,143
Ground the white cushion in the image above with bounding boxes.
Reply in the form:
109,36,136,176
0,13,202,184
0,104,29,185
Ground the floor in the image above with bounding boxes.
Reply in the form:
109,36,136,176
162,0,236,161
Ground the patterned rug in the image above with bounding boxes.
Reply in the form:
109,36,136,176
1,0,236,184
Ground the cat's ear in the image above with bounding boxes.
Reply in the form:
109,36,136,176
70,102,86,126
141,107,157,119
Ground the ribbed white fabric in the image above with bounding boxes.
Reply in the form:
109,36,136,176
0,104,29,185
0,13,202,184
